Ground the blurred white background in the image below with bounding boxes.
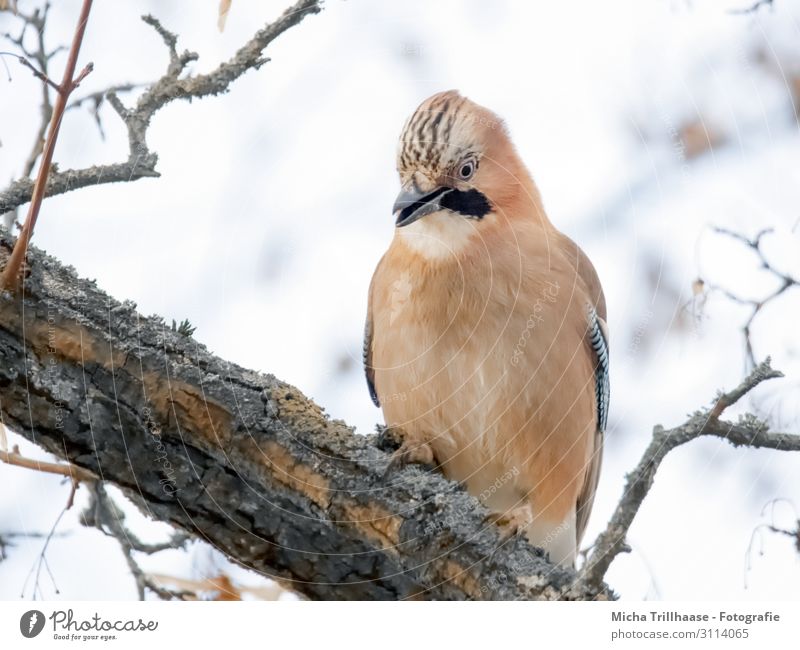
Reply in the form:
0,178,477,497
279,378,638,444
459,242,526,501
1,0,799,600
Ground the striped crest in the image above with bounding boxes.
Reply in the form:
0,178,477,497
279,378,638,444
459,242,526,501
397,90,496,176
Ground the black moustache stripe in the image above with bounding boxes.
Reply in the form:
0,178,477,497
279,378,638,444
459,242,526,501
440,188,492,219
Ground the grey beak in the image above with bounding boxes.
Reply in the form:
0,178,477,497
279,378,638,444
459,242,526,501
393,186,452,228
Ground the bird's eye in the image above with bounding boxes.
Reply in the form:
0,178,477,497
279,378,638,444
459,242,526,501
458,160,475,180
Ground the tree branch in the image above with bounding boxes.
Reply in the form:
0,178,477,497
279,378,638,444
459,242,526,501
0,0,323,216
0,0,94,290
701,227,798,370
1,443,96,482
729,0,774,14
2,3,57,218
65,83,144,141
81,482,192,600
0,233,608,601
579,357,800,591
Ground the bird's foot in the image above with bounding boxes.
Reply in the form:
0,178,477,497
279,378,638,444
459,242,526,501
382,428,435,477
484,506,534,546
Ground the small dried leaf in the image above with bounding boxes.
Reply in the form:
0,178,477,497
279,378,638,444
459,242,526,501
218,0,232,32
679,120,722,159
692,278,705,296
211,574,241,601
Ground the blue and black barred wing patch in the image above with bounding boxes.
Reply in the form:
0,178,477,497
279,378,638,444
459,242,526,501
363,314,379,407
588,305,610,432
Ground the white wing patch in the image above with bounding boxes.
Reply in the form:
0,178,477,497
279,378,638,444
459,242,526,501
588,306,610,432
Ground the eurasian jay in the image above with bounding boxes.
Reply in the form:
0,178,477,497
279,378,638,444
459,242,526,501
364,90,609,566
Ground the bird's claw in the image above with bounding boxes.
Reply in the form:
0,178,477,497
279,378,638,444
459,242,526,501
383,440,435,477
484,508,532,548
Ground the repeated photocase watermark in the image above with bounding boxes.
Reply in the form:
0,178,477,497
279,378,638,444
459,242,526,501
407,105,503,133
476,520,572,597
463,112,502,131
45,301,67,431
476,466,520,504
539,520,571,551
401,42,424,58
45,292,94,431
655,102,692,179
418,460,573,574
510,280,559,366
375,391,408,405
626,309,654,358
142,405,178,496
47,293,91,429
422,466,520,538
389,270,413,324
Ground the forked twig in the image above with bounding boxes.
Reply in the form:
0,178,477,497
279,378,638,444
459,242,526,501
579,358,799,591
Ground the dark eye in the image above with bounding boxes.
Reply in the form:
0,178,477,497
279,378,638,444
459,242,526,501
458,160,475,180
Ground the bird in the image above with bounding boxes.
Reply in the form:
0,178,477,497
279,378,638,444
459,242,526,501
363,90,608,567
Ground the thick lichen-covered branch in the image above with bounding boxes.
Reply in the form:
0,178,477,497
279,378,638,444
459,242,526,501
0,234,607,601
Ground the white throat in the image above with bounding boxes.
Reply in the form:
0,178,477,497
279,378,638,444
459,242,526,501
397,211,478,261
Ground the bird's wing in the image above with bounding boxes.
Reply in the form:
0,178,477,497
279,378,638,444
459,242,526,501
576,306,609,544
363,261,382,408
562,233,607,322
552,231,608,542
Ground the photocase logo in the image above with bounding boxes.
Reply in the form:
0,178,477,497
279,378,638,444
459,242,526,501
20,610,45,638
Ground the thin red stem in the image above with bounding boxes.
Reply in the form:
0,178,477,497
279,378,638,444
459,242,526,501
1,0,94,290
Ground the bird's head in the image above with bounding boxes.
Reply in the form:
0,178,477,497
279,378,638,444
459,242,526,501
393,90,537,244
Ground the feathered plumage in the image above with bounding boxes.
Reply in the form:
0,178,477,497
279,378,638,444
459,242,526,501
364,90,608,565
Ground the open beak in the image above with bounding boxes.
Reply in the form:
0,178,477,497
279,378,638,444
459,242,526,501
393,185,452,228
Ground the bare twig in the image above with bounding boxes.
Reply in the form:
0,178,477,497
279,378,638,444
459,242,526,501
580,357,800,591
0,6,55,232
1,4,60,179
66,83,141,111
1,444,96,482
0,530,67,562
146,573,283,600
709,354,784,417
20,476,82,598
3,52,60,90
0,0,322,216
745,500,800,586
729,0,774,14
26,503,66,597
66,83,143,140
0,0,94,290
0,418,89,596
82,483,192,600
702,227,798,369
766,524,800,552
